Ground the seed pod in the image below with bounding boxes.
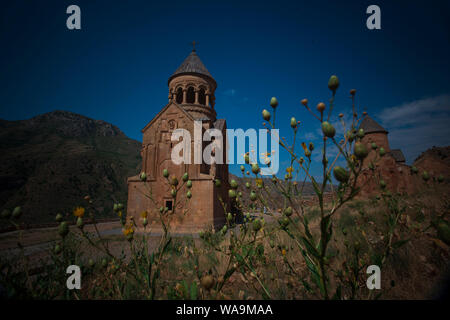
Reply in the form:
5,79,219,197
58,221,69,238
280,217,289,228
162,169,169,178
301,99,308,106
357,128,365,139
250,191,257,201
380,180,387,189
251,163,260,175
252,219,262,232
350,89,356,96
371,142,378,150
55,213,63,222
333,166,350,183
379,147,386,157
422,171,430,181
328,75,340,92
284,207,293,217
411,166,418,174
339,113,344,118
270,97,278,108
186,180,192,188
305,149,311,158
272,176,277,184
170,176,179,186
139,172,147,182
321,121,336,138
309,142,314,151
290,117,297,129
186,191,192,199
240,165,245,172
182,172,189,182
316,102,326,113
228,189,237,198
354,142,368,160
171,189,177,198
262,109,271,121
101,258,108,268
12,206,22,219
76,217,84,229
117,203,124,210
143,218,148,227
221,225,228,234
201,275,215,290
230,179,238,189
113,203,119,212
244,153,250,164
227,212,233,222
245,182,251,189
215,179,221,187
159,207,164,213
88,259,95,268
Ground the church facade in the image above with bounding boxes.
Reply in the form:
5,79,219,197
127,49,229,232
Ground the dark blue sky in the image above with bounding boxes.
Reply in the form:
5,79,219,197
1,0,449,177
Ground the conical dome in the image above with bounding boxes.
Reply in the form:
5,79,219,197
168,50,216,87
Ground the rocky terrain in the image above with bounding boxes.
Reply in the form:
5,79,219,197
0,111,141,227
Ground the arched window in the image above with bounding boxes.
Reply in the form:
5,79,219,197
198,88,206,105
186,86,195,104
176,88,183,104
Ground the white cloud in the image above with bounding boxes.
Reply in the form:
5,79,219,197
377,94,450,163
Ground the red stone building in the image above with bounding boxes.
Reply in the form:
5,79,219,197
127,49,229,232
358,115,417,195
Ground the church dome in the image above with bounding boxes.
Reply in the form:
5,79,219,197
168,50,216,88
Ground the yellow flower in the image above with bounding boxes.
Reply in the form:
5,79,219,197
140,211,148,219
255,178,263,187
73,207,85,218
286,167,294,173
123,225,134,236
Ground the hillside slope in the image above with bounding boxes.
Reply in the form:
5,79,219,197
0,111,141,225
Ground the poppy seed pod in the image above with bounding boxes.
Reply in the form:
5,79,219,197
357,128,365,139
228,189,237,198
350,89,356,96
250,191,257,201
162,169,169,178
215,179,221,187
55,213,63,223
328,75,340,92
380,180,387,189
371,142,378,150
301,98,308,106
139,172,147,182
262,109,271,121
240,165,245,172
321,121,336,138
379,147,386,157
422,171,430,181
143,218,148,227
252,219,262,232
251,163,260,175
186,180,192,188
245,182,251,189
186,191,192,199
411,166,418,174
182,172,189,182
270,97,278,108
230,179,238,189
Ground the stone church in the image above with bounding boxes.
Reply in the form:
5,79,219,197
358,115,417,195
127,49,229,232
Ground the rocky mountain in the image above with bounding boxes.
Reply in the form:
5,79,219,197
0,111,141,226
